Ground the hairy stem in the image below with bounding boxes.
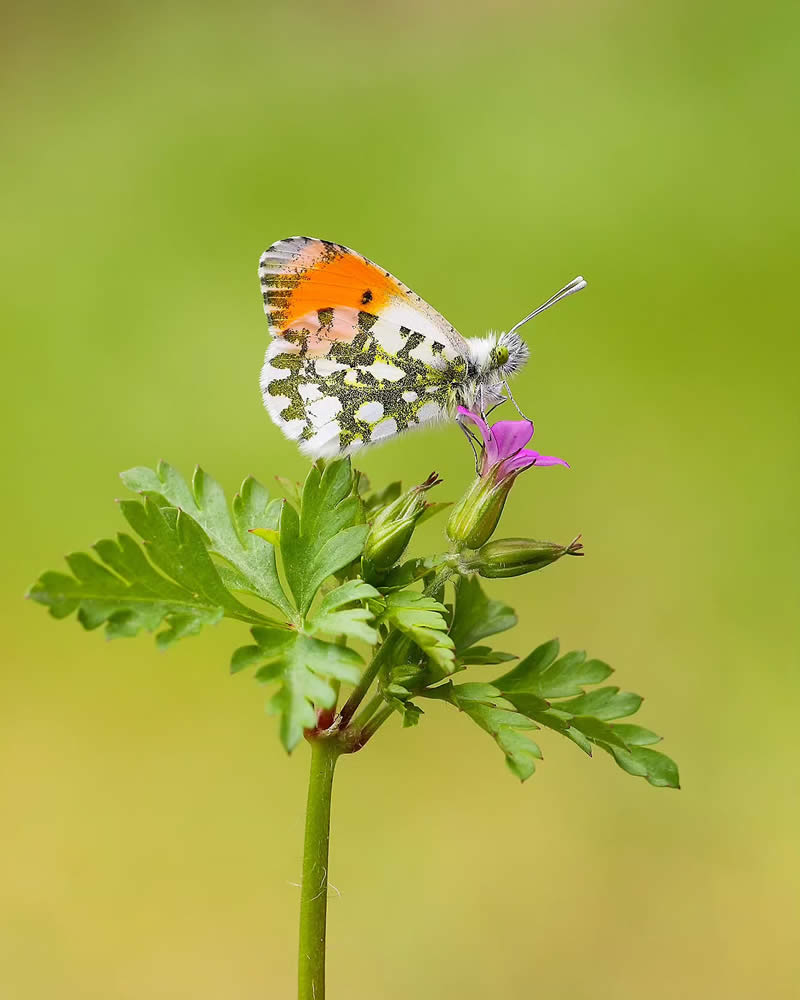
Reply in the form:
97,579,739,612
298,738,340,1000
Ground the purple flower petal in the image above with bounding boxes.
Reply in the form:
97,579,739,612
497,451,539,477
498,449,569,477
488,419,534,461
456,407,491,448
523,449,570,469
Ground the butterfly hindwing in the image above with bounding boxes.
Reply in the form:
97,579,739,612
259,237,470,457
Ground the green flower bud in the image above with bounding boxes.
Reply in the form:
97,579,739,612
364,473,442,570
465,535,584,578
446,468,513,550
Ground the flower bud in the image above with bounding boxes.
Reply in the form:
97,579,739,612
364,473,442,570
465,535,584,578
446,469,513,550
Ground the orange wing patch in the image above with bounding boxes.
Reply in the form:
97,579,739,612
282,248,396,328
260,237,403,357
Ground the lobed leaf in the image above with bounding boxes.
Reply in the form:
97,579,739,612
121,461,293,616
27,501,276,648
424,681,542,780
279,460,368,615
381,590,455,674
449,576,517,653
306,579,382,644
233,626,363,752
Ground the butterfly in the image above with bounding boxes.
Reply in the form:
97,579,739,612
259,237,585,458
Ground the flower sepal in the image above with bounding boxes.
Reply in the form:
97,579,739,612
363,472,442,573
463,535,584,579
446,407,568,550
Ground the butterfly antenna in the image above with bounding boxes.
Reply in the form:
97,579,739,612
506,275,587,339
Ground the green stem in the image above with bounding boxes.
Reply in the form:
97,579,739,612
298,738,340,1000
358,703,396,746
338,565,456,728
351,691,385,731
336,635,398,727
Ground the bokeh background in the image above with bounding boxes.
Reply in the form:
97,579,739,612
3,1,799,997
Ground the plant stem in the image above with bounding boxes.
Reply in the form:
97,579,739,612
358,703,396,746
336,634,398,727
298,738,340,1000
351,691,385,731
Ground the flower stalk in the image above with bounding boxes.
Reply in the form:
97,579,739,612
298,737,340,1000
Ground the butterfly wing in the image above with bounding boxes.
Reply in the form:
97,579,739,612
259,237,470,457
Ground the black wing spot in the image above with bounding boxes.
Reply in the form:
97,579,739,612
358,311,379,334
361,289,373,305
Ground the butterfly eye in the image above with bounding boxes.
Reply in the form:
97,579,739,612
491,345,510,368
361,289,373,305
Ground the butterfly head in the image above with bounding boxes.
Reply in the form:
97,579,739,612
493,330,530,377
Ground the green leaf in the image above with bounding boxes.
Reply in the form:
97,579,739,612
570,715,630,751
375,555,447,590
553,686,643,721
235,627,363,751
602,745,680,788
610,723,662,746
381,589,455,674
28,498,277,648
361,480,402,516
492,638,560,690
121,462,293,617
457,645,518,667
449,576,517,653
494,641,614,699
279,459,368,615
424,681,541,780
274,475,302,508
306,579,381,644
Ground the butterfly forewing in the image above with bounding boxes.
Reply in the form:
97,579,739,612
259,237,470,457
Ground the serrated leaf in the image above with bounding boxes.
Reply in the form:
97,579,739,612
449,576,517,653
496,644,616,699
279,460,368,615
376,555,447,590
553,686,643,721
250,527,280,547
423,681,541,780
401,701,424,727
570,715,630,750
381,589,455,674
629,747,680,788
602,745,680,787
610,723,662,746
274,475,302,507
306,579,381,644
28,501,274,648
493,638,560,691
238,627,363,751
456,645,518,667
121,462,292,616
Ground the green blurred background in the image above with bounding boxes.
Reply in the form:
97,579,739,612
3,0,799,996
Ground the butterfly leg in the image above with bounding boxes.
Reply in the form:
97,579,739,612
503,379,532,422
458,419,482,475
484,394,507,417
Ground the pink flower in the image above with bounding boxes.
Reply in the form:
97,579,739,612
447,407,568,550
456,407,568,480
